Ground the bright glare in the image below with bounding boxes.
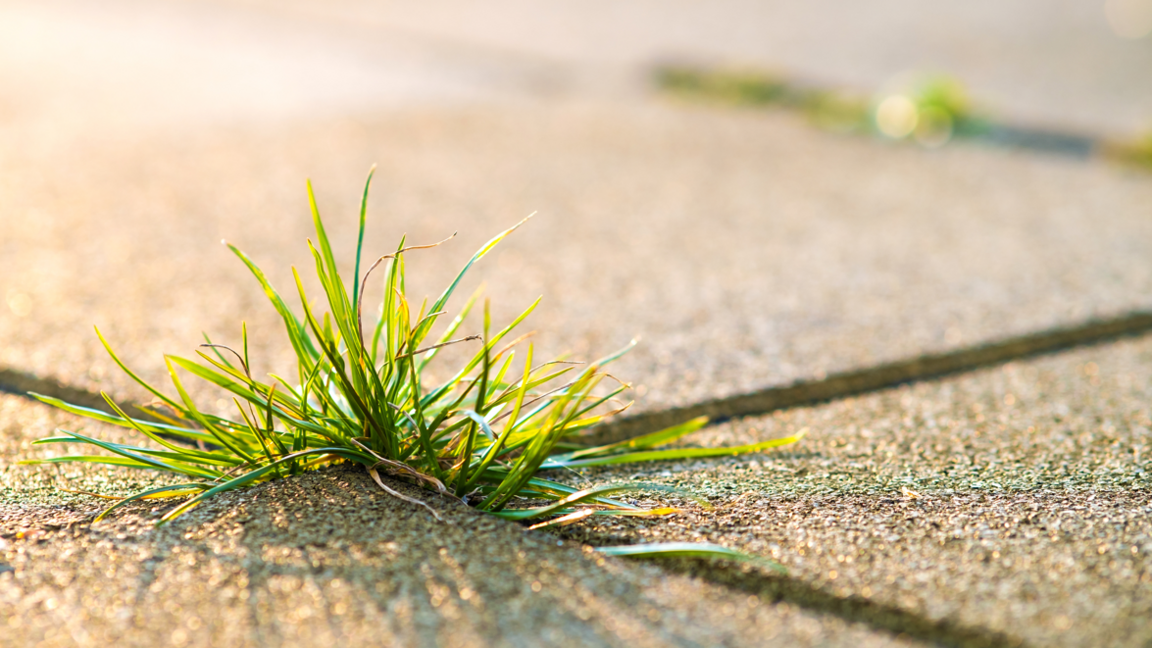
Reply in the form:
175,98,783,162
875,95,918,139
1106,0,1152,39
6,291,32,317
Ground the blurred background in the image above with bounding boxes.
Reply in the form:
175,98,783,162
3,0,1151,135
2,0,1152,411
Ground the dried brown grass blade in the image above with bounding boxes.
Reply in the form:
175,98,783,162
368,467,443,521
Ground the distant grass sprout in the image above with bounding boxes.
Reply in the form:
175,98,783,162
657,66,985,147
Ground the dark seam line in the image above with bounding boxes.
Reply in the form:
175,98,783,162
669,559,1024,648
653,65,1108,163
980,124,1096,159
5,311,1152,441
584,310,1152,445
0,368,117,414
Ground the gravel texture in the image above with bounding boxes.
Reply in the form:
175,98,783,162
555,336,1152,647
1,438,915,648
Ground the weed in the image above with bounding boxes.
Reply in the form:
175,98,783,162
656,65,986,147
871,74,986,146
22,170,802,563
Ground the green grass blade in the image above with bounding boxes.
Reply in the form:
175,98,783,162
293,269,391,450
306,240,363,374
352,165,376,308
417,284,483,369
585,338,637,370
412,215,534,345
90,397,244,468
480,370,602,510
29,393,215,444
165,358,259,464
461,346,530,490
93,327,180,410
487,484,648,520
99,392,212,458
92,483,212,522
305,180,339,285
51,430,221,479
226,242,319,362
201,332,238,370
420,297,541,410
19,455,174,470
116,447,240,467
554,416,709,462
543,429,807,469
172,354,266,405
515,475,638,508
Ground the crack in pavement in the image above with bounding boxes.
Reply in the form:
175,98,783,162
7,311,1152,441
642,559,1023,648
586,309,1152,445
0,367,116,415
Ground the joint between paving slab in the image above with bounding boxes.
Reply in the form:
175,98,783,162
6,311,1152,445
653,64,1138,164
0,368,116,415
662,559,1026,648
585,310,1152,445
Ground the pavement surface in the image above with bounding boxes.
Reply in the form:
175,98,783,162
2,1,1151,647
1,430,909,648
560,336,1152,648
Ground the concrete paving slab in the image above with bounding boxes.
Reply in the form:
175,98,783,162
555,335,1152,647
0,402,918,648
3,102,1152,414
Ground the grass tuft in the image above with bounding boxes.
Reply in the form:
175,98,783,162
22,170,804,563
656,65,986,147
